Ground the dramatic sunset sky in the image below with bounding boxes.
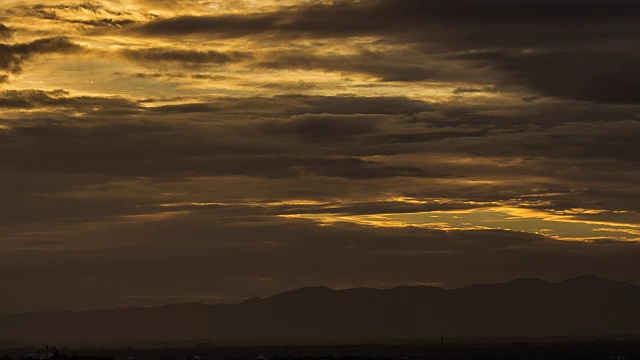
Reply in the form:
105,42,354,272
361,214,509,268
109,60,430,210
1,0,640,313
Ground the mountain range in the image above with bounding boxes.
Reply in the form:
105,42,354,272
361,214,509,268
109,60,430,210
1,275,639,345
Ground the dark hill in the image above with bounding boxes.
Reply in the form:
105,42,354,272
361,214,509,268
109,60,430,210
1,275,638,344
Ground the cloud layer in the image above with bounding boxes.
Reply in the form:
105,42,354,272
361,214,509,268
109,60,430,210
0,0,639,312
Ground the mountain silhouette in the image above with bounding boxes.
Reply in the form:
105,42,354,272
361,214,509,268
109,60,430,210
1,275,639,345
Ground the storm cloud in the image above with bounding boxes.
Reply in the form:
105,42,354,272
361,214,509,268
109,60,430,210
0,37,83,75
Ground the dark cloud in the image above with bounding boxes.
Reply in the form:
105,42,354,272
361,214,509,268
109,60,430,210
136,1,640,38
112,72,232,81
450,50,640,103
148,102,218,113
9,3,140,28
0,89,140,116
439,120,640,164
74,18,137,27
256,50,466,82
0,89,71,108
0,92,442,182
122,48,247,65
0,170,155,229
0,121,428,179
263,114,384,142
139,94,434,118
0,37,83,75
266,200,483,217
255,47,640,103
453,86,498,94
367,128,492,145
272,94,434,115
0,24,13,40
261,80,317,91
1,91,433,118
136,13,281,38
133,0,640,103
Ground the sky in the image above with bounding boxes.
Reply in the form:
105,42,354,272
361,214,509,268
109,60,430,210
1,0,640,313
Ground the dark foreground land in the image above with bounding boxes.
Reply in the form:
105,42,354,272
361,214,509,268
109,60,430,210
2,340,640,360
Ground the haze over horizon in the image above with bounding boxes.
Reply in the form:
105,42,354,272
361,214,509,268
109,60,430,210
1,0,640,314
2,274,640,344
13,273,640,312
